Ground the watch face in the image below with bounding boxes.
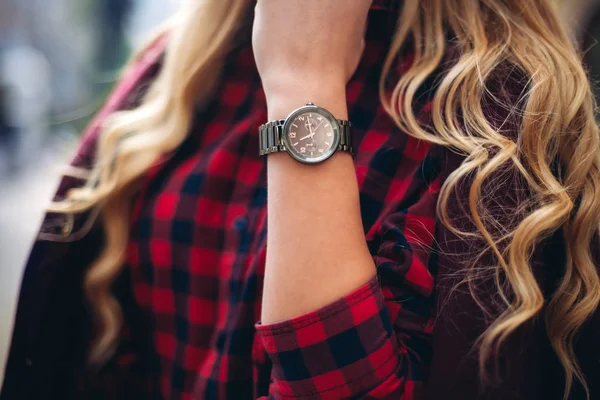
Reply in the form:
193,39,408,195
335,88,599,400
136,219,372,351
282,106,340,164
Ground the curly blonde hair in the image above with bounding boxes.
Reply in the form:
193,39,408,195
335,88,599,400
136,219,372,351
49,1,600,398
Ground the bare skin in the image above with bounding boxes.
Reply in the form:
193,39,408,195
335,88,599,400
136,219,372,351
253,0,376,324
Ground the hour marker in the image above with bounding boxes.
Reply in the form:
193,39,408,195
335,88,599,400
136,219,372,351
310,152,314,156
325,142,330,146
327,132,332,137
293,142,299,146
292,123,298,128
309,113,312,118
298,117,305,121
317,117,323,121
290,132,296,138
300,147,306,153
318,149,324,153
325,124,330,128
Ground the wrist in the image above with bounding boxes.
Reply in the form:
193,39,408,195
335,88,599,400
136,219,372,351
264,75,348,120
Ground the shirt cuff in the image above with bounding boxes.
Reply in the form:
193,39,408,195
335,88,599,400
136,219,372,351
256,278,400,398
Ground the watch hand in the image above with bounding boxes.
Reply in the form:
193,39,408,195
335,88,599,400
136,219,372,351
299,120,324,143
299,117,317,141
314,120,326,133
300,131,319,141
304,115,313,131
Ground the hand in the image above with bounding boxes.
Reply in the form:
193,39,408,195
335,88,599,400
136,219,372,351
252,0,372,119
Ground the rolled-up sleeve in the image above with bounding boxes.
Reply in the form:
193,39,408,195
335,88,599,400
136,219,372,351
256,141,441,399
257,278,416,399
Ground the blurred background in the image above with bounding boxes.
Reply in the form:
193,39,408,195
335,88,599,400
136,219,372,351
1,0,600,384
0,0,178,382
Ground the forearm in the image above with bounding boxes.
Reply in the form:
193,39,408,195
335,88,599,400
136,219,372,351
261,88,376,324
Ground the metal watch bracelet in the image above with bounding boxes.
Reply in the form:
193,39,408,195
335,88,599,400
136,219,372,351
258,119,352,156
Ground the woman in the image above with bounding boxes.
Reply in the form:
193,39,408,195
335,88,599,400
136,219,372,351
2,0,600,399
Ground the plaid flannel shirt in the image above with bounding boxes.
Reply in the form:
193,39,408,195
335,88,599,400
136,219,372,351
112,3,436,398
4,1,600,399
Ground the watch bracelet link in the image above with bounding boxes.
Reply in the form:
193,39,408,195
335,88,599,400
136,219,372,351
258,119,353,156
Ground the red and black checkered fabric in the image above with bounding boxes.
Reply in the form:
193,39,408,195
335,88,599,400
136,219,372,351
5,1,600,399
94,2,441,399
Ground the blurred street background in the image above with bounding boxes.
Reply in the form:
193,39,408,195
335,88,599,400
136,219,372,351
0,0,178,382
1,0,600,385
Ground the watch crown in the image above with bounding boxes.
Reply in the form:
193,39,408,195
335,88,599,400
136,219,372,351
306,102,315,106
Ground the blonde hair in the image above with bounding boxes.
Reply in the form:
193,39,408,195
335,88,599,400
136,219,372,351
50,0,600,398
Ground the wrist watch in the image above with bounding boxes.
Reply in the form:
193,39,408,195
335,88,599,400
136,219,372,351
258,102,353,164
